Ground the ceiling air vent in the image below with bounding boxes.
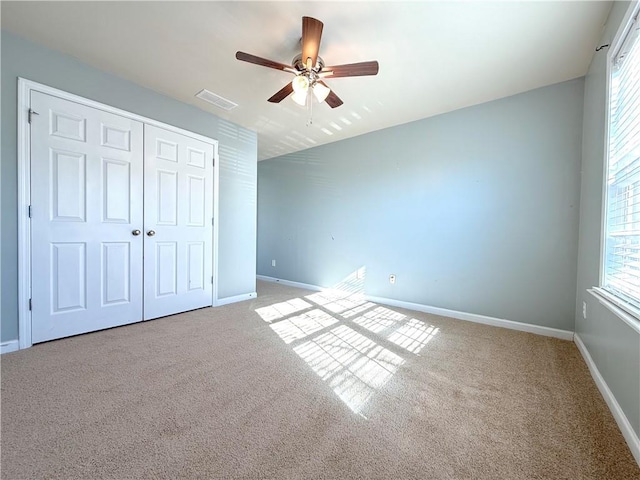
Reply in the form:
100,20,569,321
195,89,238,111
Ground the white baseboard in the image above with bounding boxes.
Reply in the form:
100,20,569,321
256,275,574,340
1,340,20,354
574,333,640,466
367,295,574,340
214,292,257,307
257,275,323,292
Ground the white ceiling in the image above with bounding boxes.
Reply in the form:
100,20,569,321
2,1,612,161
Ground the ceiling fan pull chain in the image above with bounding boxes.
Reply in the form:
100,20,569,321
307,89,313,126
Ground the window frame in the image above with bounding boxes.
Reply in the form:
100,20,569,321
594,0,640,332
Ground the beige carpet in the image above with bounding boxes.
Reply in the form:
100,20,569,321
1,280,638,479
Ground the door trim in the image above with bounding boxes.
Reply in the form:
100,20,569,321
17,78,220,350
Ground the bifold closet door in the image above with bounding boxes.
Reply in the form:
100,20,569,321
30,91,144,343
143,124,214,320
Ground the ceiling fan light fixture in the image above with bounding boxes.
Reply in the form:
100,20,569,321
313,82,330,102
292,89,308,106
292,75,309,93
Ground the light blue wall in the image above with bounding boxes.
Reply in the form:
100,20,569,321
1,31,257,343
258,78,584,331
575,1,640,439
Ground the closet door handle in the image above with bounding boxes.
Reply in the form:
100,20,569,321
132,229,141,236
147,230,156,237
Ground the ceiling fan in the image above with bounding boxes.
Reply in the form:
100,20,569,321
235,16,379,109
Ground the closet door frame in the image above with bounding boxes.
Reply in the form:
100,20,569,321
17,78,220,350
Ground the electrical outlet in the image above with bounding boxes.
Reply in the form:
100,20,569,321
389,274,396,284
271,259,276,267
583,301,587,319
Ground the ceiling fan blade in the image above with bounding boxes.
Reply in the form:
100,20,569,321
236,51,295,73
320,83,343,109
268,82,294,103
321,61,379,78
302,16,324,69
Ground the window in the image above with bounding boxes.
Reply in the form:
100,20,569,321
603,6,640,314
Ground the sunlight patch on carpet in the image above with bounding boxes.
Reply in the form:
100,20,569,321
256,297,312,323
305,290,368,314
388,319,439,354
340,301,377,319
270,309,338,344
352,306,406,333
304,267,368,314
293,325,404,415
258,266,439,415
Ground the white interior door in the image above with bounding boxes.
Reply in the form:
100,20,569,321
30,92,144,343
143,124,214,320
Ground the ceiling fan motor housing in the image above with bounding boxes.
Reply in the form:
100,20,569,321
292,54,325,90
292,54,325,73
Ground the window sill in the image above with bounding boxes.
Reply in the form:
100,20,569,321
587,288,640,334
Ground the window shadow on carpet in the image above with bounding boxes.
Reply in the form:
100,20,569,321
255,268,439,417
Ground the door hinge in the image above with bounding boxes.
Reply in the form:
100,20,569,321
28,205,32,218
211,276,214,285
28,109,39,124
29,299,32,311
212,217,214,226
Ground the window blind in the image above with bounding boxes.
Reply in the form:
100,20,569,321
604,14,640,310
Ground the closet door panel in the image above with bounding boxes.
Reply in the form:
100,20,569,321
30,92,144,343
143,125,214,320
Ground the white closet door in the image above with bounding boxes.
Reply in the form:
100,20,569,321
143,124,214,320
30,92,144,343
